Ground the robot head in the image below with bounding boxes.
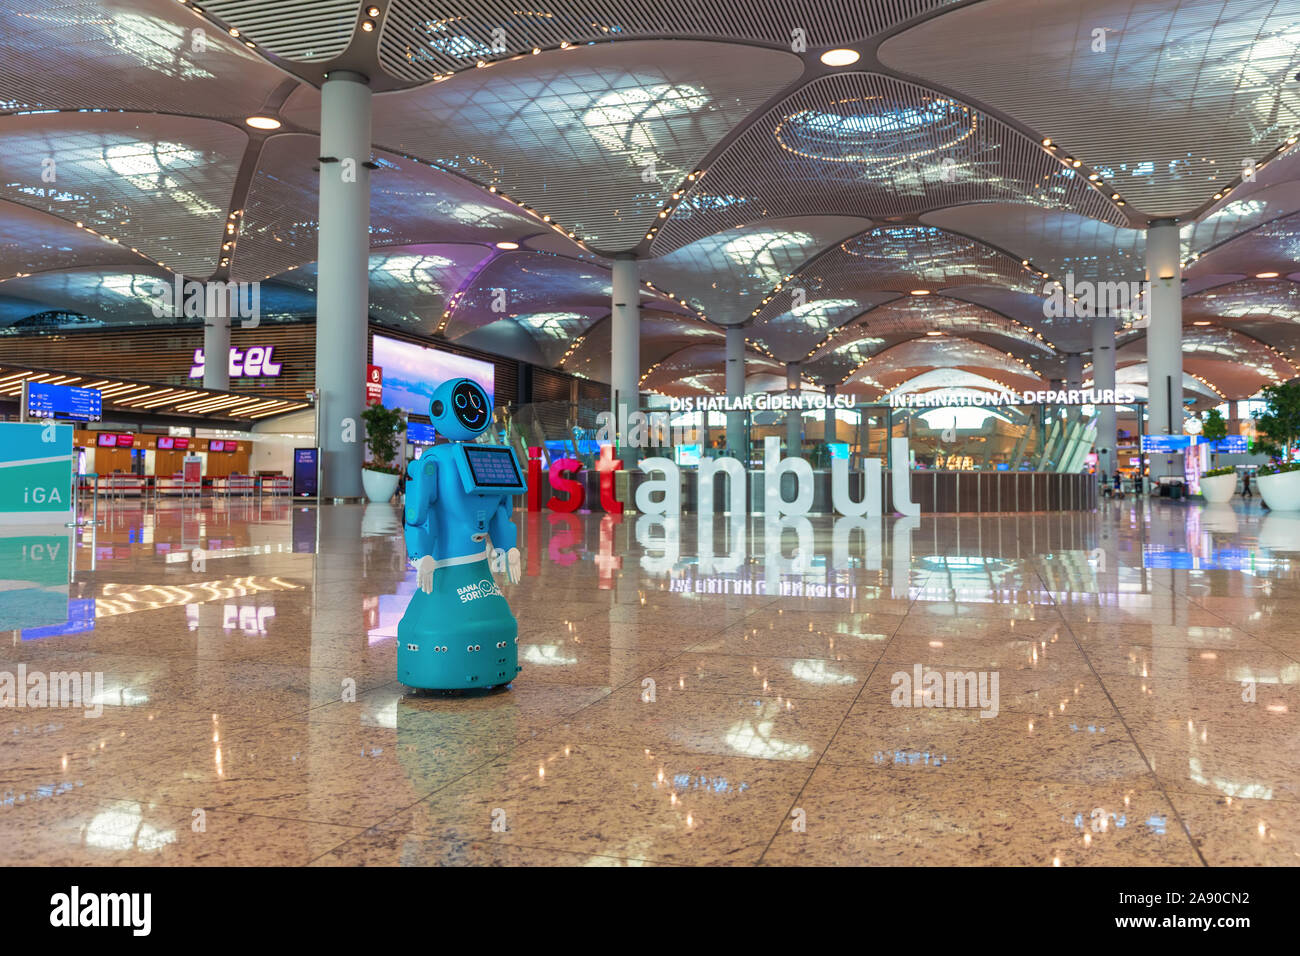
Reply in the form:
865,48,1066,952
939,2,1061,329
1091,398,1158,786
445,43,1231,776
429,378,492,441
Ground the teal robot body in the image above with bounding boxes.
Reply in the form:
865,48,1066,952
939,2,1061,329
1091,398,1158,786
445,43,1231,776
398,378,525,690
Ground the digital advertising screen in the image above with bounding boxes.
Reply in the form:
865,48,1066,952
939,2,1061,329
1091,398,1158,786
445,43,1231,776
209,440,227,452
157,436,175,450
115,434,134,448
96,433,117,447
371,334,495,417
293,447,318,497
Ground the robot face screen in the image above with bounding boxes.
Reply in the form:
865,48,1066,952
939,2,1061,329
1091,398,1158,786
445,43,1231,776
452,381,488,430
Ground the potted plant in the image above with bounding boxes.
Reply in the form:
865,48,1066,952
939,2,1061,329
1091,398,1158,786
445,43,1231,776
1201,408,1227,462
1253,381,1300,510
360,403,404,503
1199,465,1237,503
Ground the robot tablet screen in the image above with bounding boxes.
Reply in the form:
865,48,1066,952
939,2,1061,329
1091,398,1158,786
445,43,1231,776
461,445,526,493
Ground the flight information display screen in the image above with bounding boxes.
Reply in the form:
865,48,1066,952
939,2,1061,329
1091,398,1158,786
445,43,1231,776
26,381,102,421
463,446,524,488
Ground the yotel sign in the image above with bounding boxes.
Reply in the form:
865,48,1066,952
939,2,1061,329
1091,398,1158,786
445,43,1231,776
188,346,282,379
527,437,919,518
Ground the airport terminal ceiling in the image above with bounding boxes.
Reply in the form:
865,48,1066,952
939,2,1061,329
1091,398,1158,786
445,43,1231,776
2,0,1300,405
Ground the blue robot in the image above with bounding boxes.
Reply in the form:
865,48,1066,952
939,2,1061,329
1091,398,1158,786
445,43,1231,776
398,378,527,690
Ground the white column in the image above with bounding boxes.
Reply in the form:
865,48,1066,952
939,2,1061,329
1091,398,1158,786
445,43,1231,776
610,257,640,434
725,325,745,454
315,71,372,500
1092,316,1117,476
785,361,801,453
1146,220,1183,479
203,314,230,391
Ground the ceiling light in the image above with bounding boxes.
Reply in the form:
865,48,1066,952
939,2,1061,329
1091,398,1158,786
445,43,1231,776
925,331,943,336
245,116,281,130
362,20,375,31
366,5,380,15
910,289,931,296
820,49,860,67
1193,321,1211,326
1257,272,1279,278
495,241,519,250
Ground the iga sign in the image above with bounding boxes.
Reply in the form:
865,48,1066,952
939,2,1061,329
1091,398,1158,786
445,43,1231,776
366,365,383,407
189,346,282,380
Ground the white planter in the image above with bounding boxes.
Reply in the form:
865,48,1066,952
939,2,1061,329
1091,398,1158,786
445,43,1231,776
362,468,400,504
1257,469,1300,511
1199,473,1237,504
1259,511,1300,549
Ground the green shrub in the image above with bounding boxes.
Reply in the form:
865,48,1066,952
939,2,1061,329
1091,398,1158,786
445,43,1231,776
360,403,404,475
1202,466,1236,478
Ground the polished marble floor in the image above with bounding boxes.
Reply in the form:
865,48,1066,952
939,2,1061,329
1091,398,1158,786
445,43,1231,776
1,495,1296,866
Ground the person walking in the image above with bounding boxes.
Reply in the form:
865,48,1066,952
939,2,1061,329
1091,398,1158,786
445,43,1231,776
1241,471,1252,498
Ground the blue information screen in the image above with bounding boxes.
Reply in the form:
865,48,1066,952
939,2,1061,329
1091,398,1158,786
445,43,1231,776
1141,434,1192,453
1212,435,1249,454
463,446,524,488
406,421,437,445
26,382,102,421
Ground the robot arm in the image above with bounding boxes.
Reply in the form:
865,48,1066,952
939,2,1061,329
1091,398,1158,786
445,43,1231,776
488,495,521,584
404,458,438,591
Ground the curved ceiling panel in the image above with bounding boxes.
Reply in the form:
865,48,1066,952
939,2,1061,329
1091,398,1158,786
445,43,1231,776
0,113,245,276
444,250,685,343
1183,182,1300,262
653,71,1125,254
880,0,1300,218
274,244,494,336
639,216,872,326
378,0,960,83
750,291,900,364
0,0,290,119
839,337,1046,394
234,134,542,281
0,267,176,326
1185,209,1300,280
196,1,363,63
1114,362,1226,405
641,342,783,396
875,366,1044,399
0,200,146,280
562,309,722,383
288,41,803,253
921,204,1144,284
1182,278,1300,356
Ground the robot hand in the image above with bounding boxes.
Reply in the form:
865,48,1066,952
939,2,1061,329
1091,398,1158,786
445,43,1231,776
417,555,436,593
506,547,522,584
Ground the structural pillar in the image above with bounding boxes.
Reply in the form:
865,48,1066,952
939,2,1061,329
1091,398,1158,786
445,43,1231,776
1091,315,1117,477
1065,353,1084,391
785,362,801,453
315,70,372,500
610,256,640,441
725,326,746,455
1146,220,1183,479
203,314,230,391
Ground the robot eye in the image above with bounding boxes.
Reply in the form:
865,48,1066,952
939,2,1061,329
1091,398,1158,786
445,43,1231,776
454,392,468,409
469,391,483,410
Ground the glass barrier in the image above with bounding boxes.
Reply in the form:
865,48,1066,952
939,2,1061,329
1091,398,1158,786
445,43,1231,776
499,398,1150,476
